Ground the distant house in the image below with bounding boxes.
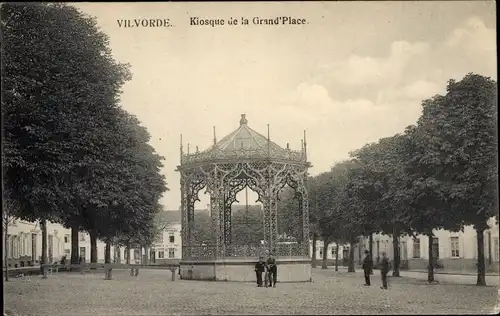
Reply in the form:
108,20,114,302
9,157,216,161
151,210,182,263
3,219,123,267
150,208,212,263
356,217,499,273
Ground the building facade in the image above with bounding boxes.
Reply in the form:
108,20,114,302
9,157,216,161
357,217,499,273
150,210,182,263
3,210,188,268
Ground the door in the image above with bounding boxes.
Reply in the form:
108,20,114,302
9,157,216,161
79,247,86,263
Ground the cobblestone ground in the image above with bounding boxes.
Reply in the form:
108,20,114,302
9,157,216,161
4,268,499,315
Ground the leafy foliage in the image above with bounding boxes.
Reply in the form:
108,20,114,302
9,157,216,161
2,3,168,254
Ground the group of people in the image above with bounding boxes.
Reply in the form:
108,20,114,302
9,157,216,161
362,250,391,289
254,253,278,288
253,250,390,289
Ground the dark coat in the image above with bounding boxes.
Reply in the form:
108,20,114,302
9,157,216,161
267,258,277,271
255,261,267,272
362,255,373,270
380,257,390,274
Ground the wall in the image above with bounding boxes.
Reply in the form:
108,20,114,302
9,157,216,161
151,223,182,263
357,217,499,272
309,240,356,265
4,220,67,267
3,219,184,267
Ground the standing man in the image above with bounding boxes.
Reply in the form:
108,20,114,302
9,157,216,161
267,253,277,288
362,250,373,286
254,256,267,287
380,252,390,289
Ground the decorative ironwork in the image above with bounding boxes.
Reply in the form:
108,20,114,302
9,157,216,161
178,115,311,260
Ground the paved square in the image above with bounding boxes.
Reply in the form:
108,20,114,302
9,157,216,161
4,268,499,315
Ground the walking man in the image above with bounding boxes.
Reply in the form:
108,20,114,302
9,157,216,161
362,250,373,286
380,252,389,289
267,253,277,288
254,256,267,287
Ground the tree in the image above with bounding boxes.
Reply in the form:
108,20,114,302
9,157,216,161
232,206,264,246
1,3,132,264
413,73,497,286
190,211,216,245
277,184,316,263
2,193,20,282
310,162,355,269
348,134,416,276
308,172,335,269
307,161,363,272
394,124,459,283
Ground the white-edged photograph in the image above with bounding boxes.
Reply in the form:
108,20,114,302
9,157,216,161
2,1,498,315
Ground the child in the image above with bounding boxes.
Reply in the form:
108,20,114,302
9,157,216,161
254,256,267,287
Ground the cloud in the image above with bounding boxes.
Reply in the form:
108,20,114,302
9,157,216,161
319,40,430,88
446,16,496,57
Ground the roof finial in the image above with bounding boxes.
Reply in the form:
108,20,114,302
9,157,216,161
213,126,217,145
267,124,271,158
303,130,307,161
240,114,248,126
180,134,183,163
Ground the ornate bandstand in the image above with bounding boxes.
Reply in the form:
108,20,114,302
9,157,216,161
177,114,312,282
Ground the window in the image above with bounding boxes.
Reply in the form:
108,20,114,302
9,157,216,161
134,249,140,259
169,235,175,243
450,237,459,258
331,247,337,256
319,248,323,258
64,235,70,243
168,248,175,258
79,233,86,242
64,249,70,254
413,238,421,258
158,251,165,259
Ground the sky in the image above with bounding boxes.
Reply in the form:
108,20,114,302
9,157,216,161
73,1,496,210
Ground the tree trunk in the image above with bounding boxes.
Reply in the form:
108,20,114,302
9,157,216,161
90,229,97,264
334,242,339,271
4,216,9,281
311,233,317,268
144,246,149,265
70,224,79,265
41,219,48,267
488,230,492,266
104,240,111,264
476,227,486,286
125,242,131,264
392,230,400,277
321,240,329,269
347,242,355,272
427,233,435,283
369,234,374,275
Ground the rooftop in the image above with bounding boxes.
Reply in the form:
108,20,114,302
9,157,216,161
179,114,308,166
